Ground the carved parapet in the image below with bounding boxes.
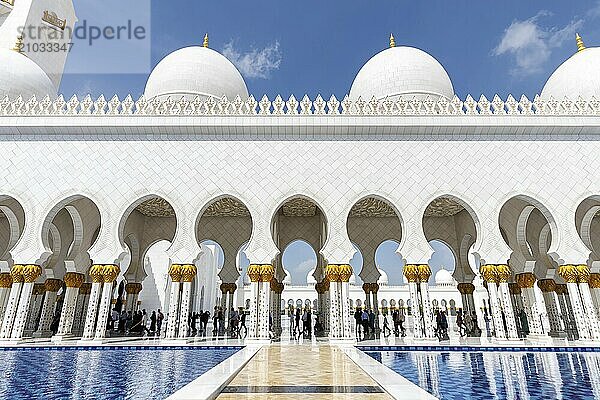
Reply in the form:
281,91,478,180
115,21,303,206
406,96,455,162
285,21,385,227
537,279,557,293
247,264,275,282
515,272,536,289
403,264,422,283
79,283,92,295
64,272,85,288
125,282,143,294
44,278,63,292
325,264,353,283
457,282,475,295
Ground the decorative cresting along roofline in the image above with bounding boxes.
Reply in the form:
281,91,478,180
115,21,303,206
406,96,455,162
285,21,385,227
2,94,600,116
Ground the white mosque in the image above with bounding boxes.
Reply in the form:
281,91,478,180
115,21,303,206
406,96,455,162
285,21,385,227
2,0,600,346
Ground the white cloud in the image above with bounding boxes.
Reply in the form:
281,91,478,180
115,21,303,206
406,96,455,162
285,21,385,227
222,40,282,79
493,11,583,76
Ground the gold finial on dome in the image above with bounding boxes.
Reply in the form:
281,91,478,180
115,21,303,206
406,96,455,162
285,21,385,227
389,33,396,48
203,33,209,48
576,33,586,52
12,35,24,54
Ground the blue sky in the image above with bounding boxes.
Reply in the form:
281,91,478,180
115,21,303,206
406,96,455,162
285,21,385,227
61,0,600,100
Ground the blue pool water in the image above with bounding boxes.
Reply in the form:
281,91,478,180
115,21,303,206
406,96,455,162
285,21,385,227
366,350,600,399
0,346,240,399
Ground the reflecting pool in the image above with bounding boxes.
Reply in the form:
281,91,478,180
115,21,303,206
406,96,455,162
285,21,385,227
0,346,240,399
365,350,600,399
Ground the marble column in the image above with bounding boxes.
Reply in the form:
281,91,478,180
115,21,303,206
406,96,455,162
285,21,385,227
247,264,274,340
558,264,593,341
165,265,183,339
362,283,372,311
10,265,43,340
372,284,380,336
177,264,196,339
34,278,63,337
515,273,545,336
538,279,563,337
589,274,600,315
404,264,423,339
480,265,506,339
418,265,436,339
494,265,518,339
0,273,13,324
220,282,235,332
53,273,85,339
125,282,142,313
82,266,106,340
555,284,571,332
94,265,120,340
24,284,45,335
457,282,476,314
325,264,353,340
73,283,91,335
270,280,283,337
0,266,23,339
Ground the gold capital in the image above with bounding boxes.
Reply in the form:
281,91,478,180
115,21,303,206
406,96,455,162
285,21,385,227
19,264,42,283
558,264,586,283
590,273,600,289
248,264,275,282
179,264,197,282
0,273,12,288
79,282,92,295
515,272,536,289
537,279,556,293
64,272,85,288
457,282,475,295
403,264,420,283
100,264,120,283
44,278,63,292
125,282,143,294
168,264,183,282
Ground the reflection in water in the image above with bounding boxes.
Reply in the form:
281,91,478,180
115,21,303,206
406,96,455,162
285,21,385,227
0,348,239,399
367,350,600,400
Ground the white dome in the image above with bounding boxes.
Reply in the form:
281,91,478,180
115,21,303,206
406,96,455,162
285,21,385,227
434,268,455,286
282,269,292,286
306,269,317,285
541,47,600,100
144,46,249,101
349,273,357,285
350,46,454,101
0,49,55,100
377,269,388,286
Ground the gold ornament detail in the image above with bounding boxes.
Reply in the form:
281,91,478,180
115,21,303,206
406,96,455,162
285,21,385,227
496,264,512,283
457,282,475,294
389,33,396,48
99,264,120,283
589,274,600,289
537,279,557,292
18,264,42,283
63,272,84,288
247,264,275,282
79,283,92,295
480,264,511,284
417,264,432,282
44,278,62,292
315,279,330,294
325,264,353,282
515,272,536,289
220,282,237,294
203,33,209,48
0,273,12,288
576,33,586,52
555,284,568,295
125,282,142,294
168,264,183,282
12,35,24,54
33,283,46,295
558,264,582,283
403,264,420,283
576,264,590,283
270,279,284,294
178,264,197,282
362,282,380,293
89,264,105,283
508,282,521,295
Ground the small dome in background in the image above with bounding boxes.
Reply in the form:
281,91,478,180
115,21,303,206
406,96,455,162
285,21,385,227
144,34,248,101
282,269,292,285
307,269,317,285
0,44,56,100
350,34,454,101
377,269,388,286
541,34,600,100
434,267,455,287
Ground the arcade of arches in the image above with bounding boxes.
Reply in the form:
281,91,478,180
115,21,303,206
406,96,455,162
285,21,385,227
0,194,599,343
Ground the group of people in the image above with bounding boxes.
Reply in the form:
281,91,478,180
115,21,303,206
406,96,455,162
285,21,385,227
292,307,314,338
455,309,481,338
354,308,377,340
186,307,248,338
109,308,164,336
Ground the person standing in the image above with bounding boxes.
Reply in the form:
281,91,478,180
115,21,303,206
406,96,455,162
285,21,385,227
456,310,465,337
150,310,157,335
382,313,392,337
399,311,406,337
361,309,370,339
119,310,127,334
156,309,164,336
355,307,363,339
392,309,399,337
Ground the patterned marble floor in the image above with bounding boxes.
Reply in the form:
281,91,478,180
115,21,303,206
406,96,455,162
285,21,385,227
217,345,393,399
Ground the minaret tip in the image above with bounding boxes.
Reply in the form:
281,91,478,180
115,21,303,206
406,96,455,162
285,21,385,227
389,33,396,48
576,33,586,52
203,33,209,48
12,35,24,54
